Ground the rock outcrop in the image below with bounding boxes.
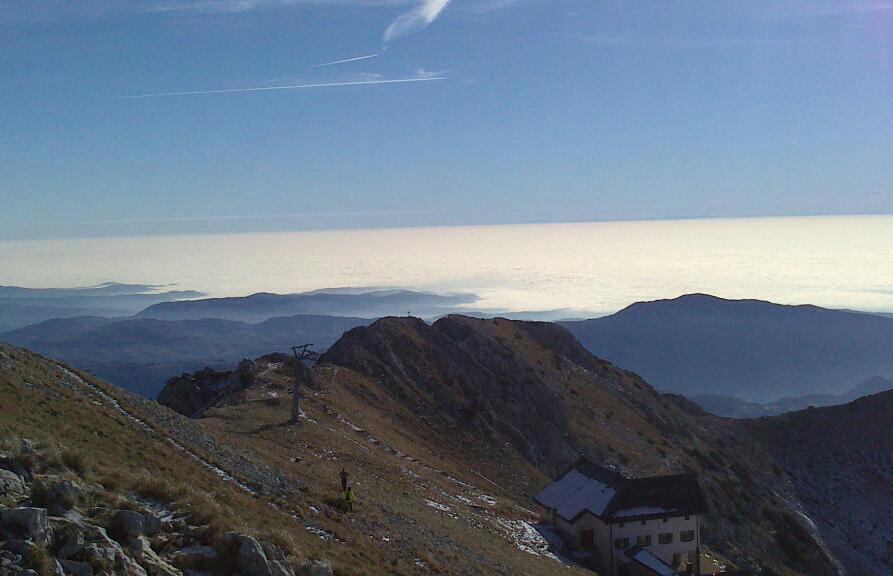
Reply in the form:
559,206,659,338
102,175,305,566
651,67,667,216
158,354,313,419
0,440,325,576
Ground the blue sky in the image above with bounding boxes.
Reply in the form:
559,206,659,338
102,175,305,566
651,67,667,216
1,0,892,239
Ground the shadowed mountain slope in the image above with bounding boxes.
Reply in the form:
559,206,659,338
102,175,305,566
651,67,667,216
743,391,893,576
307,315,838,575
562,294,893,402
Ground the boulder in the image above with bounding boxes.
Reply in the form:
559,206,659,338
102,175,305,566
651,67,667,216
59,559,94,576
233,535,294,576
0,548,19,563
4,538,29,555
0,455,34,483
47,482,83,516
126,536,182,576
83,543,116,569
297,560,333,576
1,507,52,545
0,469,26,499
141,513,163,537
82,525,147,576
169,546,217,571
54,524,85,559
110,510,144,540
0,550,17,571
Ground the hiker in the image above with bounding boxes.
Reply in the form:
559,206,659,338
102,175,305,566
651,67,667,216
345,486,356,511
340,468,349,493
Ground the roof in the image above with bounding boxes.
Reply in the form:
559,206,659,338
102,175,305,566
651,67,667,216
534,459,707,523
625,546,677,576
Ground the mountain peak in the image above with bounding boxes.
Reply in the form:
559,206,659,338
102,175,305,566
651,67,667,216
563,294,893,401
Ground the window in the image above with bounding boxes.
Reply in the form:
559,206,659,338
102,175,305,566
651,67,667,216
636,534,652,546
640,520,646,526
614,538,630,550
618,522,625,528
658,532,673,545
580,530,594,549
685,515,691,520
662,518,669,523
680,530,695,543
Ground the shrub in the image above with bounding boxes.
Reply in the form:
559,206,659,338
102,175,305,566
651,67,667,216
61,450,87,476
324,495,350,513
24,545,54,576
29,479,50,507
132,476,180,503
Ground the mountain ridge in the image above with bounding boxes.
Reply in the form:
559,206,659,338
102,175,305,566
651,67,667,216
562,293,893,402
160,314,842,575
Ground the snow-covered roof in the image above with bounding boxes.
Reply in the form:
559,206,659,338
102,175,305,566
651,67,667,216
627,547,678,576
534,459,707,523
534,469,617,520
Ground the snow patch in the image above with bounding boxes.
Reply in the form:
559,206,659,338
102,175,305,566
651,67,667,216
477,494,497,506
496,519,561,561
425,500,452,513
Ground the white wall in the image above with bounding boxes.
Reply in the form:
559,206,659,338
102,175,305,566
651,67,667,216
560,512,699,576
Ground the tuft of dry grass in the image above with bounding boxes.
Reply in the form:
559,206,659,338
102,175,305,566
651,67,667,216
131,474,182,504
61,449,87,476
24,545,54,576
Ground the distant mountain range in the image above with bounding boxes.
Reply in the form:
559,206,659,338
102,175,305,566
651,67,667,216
6,287,893,409
693,376,893,418
0,282,203,332
1,314,368,397
562,294,893,402
0,287,487,397
136,289,478,322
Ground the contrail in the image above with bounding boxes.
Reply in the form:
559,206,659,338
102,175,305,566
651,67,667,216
113,76,445,99
311,53,379,68
384,0,451,43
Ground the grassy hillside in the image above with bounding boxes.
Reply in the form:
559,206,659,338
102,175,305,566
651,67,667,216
3,311,856,575
0,344,345,557
163,315,842,575
0,342,584,575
